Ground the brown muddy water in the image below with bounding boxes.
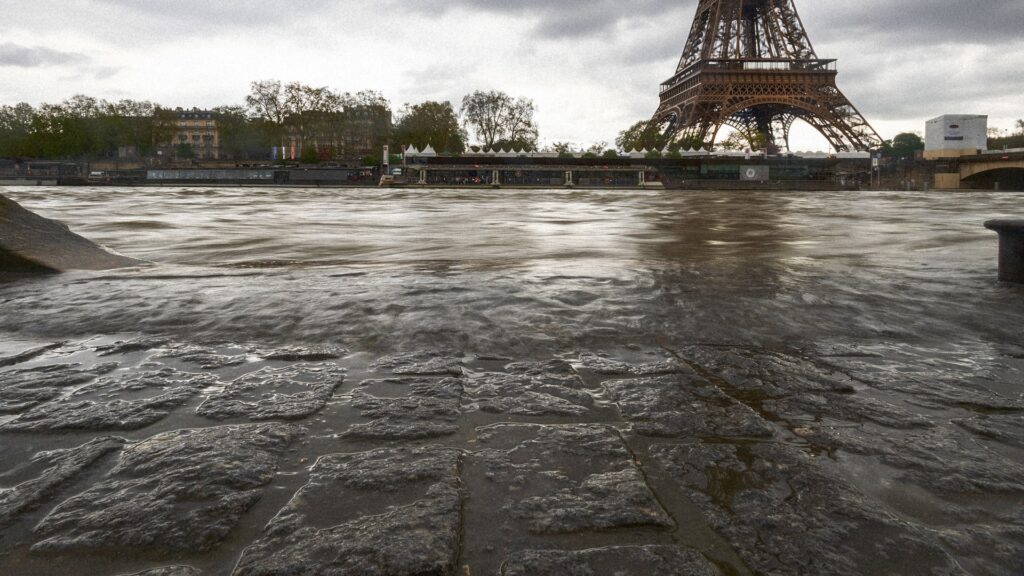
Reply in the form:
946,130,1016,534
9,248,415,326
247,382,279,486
0,186,1022,576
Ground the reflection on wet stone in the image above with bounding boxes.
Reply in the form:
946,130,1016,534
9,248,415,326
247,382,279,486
234,446,462,576
0,437,123,528
603,373,775,438
95,338,170,357
257,345,346,362
953,413,1024,448
503,545,722,576
2,369,216,432
196,363,344,421
371,351,464,376
342,377,463,440
577,352,684,376
154,344,248,370
32,423,298,553
763,392,934,430
0,362,118,414
116,568,203,576
464,371,592,416
650,441,964,576
475,423,672,534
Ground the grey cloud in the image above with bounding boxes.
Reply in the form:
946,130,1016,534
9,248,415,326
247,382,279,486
394,0,692,40
92,66,122,80
0,42,88,67
803,0,1024,44
88,0,344,30
397,0,1021,55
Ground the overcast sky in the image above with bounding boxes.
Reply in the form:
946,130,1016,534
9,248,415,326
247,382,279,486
1,0,1021,150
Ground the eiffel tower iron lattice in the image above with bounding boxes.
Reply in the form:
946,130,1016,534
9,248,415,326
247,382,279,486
653,0,882,152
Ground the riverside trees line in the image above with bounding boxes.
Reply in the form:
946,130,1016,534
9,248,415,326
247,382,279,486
8,79,1001,161
0,81,544,161
0,80,700,162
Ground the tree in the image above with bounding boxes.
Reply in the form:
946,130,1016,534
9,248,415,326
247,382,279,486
245,80,392,159
889,132,924,158
213,105,270,160
0,103,36,156
175,143,194,159
339,90,392,157
602,149,619,159
551,142,574,154
616,120,668,152
461,90,538,151
719,131,747,150
246,80,288,125
1016,119,1024,135
675,135,706,151
300,144,319,164
393,100,465,153
718,130,766,151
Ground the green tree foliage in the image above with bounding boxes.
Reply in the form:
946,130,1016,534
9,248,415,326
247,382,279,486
300,144,319,164
718,131,746,150
0,96,174,159
616,120,669,152
392,100,466,153
461,90,538,151
175,143,194,159
1015,119,1024,135
675,135,707,151
212,105,272,160
244,81,391,159
718,130,766,151
880,132,924,158
0,103,37,156
602,149,619,159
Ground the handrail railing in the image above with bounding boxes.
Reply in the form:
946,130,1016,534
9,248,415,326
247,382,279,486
661,59,837,93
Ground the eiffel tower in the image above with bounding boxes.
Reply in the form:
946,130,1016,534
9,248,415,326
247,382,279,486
653,0,882,152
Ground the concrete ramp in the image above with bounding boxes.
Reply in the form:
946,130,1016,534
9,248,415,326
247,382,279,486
1,193,144,272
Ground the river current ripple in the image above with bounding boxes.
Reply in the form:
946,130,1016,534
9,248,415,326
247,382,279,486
1,186,1021,356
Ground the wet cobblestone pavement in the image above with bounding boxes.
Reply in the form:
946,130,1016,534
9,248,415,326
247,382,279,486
0,340,1021,575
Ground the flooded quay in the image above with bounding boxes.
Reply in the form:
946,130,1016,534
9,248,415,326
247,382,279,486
0,186,1022,576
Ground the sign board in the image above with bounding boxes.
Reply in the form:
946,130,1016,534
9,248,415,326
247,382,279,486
383,145,390,167
872,158,879,168
739,165,769,181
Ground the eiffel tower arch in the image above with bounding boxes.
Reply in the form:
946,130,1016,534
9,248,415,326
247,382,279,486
653,0,882,152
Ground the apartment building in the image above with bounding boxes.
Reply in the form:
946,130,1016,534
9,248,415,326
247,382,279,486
174,109,221,160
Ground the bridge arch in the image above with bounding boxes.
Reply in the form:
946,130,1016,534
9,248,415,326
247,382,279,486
960,166,1024,191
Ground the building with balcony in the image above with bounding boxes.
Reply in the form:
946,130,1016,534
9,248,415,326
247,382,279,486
174,109,221,160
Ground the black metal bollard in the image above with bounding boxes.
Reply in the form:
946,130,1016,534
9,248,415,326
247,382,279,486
984,220,1024,283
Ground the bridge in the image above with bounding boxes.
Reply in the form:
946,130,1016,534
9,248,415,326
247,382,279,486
935,151,1024,190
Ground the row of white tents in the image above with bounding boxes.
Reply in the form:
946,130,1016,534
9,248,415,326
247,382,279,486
401,145,869,160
